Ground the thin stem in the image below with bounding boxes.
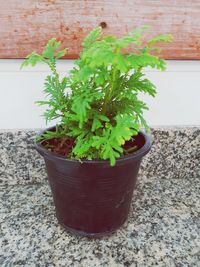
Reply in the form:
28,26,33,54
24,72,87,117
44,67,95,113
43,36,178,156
102,68,117,114
102,47,121,114
124,145,138,154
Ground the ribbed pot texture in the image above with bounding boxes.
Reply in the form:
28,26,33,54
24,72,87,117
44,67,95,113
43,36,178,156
35,128,151,237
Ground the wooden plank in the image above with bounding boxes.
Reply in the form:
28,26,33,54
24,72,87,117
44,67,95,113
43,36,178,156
0,0,200,59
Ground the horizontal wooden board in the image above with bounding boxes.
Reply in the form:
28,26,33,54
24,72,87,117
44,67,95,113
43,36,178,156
0,0,200,59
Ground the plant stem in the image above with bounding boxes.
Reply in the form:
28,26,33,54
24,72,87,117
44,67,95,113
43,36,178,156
102,68,116,114
102,48,121,114
123,145,138,154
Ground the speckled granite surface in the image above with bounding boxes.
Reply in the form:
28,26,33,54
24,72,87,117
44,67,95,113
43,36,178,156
0,128,200,266
0,127,199,185
1,176,200,266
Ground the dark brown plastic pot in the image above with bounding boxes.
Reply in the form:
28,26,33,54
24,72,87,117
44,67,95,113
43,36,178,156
35,127,151,237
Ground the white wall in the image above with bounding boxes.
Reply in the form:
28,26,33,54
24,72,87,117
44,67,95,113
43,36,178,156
0,60,199,129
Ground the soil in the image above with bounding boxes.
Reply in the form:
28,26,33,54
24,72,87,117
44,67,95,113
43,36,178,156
41,136,141,158
42,137,75,157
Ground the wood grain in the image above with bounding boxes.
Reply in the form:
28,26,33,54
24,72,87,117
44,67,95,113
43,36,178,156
0,0,200,59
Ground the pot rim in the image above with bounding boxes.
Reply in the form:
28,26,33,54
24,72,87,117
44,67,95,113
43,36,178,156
35,126,152,165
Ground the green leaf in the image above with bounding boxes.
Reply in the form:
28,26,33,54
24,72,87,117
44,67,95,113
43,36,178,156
91,117,103,132
104,35,117,43
128,72,157,96
115,25,150,49
127,54,166,70
102,145,119,166
20,52,43,68
138,114,149,132
56,48,68,59
97,114,110,122
147,34,173,47
42,38,61,59
74,66,93,82
114,54,129,72
96,72,105,86
71,93,92,128
72,133,95,159
35,100,50,106
112,114,139,145
90,113,109,132
82,27,102,48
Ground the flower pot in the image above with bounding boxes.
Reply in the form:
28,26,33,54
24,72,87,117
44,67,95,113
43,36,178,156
35,127,151,237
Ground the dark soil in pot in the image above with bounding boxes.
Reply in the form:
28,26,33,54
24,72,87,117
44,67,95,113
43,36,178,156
35,127,151,237
41,132,143,158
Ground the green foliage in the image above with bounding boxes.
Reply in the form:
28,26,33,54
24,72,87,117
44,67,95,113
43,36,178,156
21,27,172,165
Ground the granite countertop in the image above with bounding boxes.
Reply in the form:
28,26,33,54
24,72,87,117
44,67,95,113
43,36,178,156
0,127,199,266
1,175,200,267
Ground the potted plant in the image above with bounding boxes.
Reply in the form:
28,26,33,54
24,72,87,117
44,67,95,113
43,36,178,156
21,26,172,237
